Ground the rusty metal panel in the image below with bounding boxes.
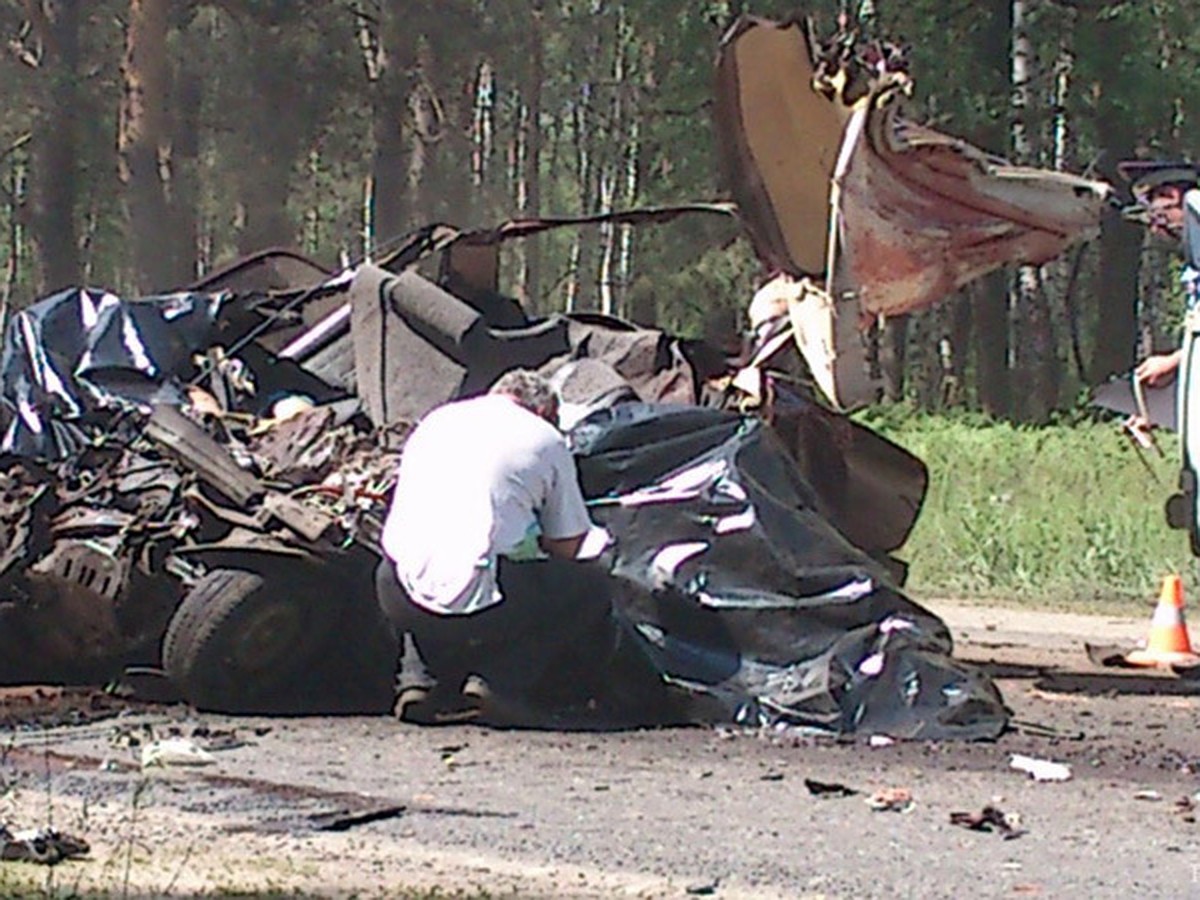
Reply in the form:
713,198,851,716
714,16,1112,318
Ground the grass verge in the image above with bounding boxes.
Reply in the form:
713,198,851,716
862,408,1192,614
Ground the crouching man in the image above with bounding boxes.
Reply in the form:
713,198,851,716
374,368,614,724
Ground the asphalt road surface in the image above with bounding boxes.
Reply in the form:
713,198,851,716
4,600,1200,899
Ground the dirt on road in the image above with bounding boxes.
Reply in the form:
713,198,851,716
4,600,1200,899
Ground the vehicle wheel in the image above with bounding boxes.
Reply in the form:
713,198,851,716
162,567,334,712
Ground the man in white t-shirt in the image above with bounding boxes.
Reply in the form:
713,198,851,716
375,368,613,723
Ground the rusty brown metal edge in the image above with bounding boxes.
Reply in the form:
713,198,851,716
185,248,333,293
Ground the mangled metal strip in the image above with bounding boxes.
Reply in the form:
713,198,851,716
185,247,332,293
174,526,313,560
258,492,332,544
145,406,262,505
376,203,737,274
144,406,333,542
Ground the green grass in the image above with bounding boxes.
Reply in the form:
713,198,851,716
861,408,1194,613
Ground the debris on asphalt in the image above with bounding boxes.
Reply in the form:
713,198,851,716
804,778,858,798
1010,754,1072,782
190,725,254,752
685,877,721,896
1176,795,1199,822
865,787,914,812
245,804,408,835
141,737,216,769
1133,789,1164,802
949,806,1025,839
0,824,89,865
1084,642,1136,668
868,734,896,748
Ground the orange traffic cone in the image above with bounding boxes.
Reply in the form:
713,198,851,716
1125,574,1200,668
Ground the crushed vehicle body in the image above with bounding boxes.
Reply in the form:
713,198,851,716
0,229,1007,737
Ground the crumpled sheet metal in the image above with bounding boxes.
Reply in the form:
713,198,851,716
839,110,1110,319
0,287,230,458
572,404,1008,739
714,16,1111,319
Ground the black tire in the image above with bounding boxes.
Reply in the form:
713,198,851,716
162,567,334,713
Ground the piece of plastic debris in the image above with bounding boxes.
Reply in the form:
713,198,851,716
868,735,895,748
0,825,90,865
1175,795,1197,822
1133,790,1163,802
858,653,885,677
949,806,1025,839
804,778,857,798
140,737,216,769
685,877,720,895
865,787,914,812
1010,754,1072,782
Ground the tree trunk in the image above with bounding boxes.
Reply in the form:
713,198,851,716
879,316,908,402
520,0,545,307
233,19,306,255
974,270,1012,418
946,294,971,408
1009,0,1056,422
406,36,438,224
970,0,1013,418
27,0,83,293
361,0,412,246
171,43,203,282
119,0,175,292
1087,14,1140,383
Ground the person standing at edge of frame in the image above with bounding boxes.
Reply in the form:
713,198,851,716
1127,162,1200,390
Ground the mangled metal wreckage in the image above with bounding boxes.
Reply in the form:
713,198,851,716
0,243,1005,738
714,16,1111,408
0,15,1113,739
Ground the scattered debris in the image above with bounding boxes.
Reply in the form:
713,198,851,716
868,734,896,748
0,825,89,865
1176,795,1198,823
1133,790,1163,802
246,804,407,835
949,806,1025,839
1084,642,1136,668
804,778,858,798
865,787,914,812
190,725,254,752
1010,754,1072,782
685,877,721,896
141,737,216,769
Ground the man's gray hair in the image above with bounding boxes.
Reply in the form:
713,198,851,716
489,368,558,414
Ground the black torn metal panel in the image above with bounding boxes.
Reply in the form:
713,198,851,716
567,403,1008,740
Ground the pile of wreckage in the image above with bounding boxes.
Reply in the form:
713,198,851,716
0,17,1115,740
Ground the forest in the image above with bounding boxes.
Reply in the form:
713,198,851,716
2,0,1198,422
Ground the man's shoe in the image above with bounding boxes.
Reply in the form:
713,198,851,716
460,675,537,726
395,683,482,725
460,674,493,705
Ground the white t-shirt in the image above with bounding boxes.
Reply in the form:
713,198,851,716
381,394,593,615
